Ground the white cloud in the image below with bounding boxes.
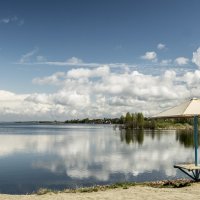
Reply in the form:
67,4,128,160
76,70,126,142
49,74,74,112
41,60,136,68
36,55,46,62
182,70,200,87
0,16,24,25
67,65,110,79
18,53,137,69
53,90,90,107
0,90,27,103
1,65,200,121
67,68,91,79
0,18,10,24
160,59,172,65
157,43,166,50
19,48,38,64
33,72,65,85
192,47,200,68
174,57,189,65
141,51,157,62
67,57,83,64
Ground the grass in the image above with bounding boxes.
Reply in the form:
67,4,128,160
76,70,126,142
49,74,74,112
145,179,192,188
155,121,192,130
37,182,137,195
36,179,193,195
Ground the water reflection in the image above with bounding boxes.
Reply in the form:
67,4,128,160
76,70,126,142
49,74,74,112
120,129,144,145
119,129,166,145
0,124,197,194
176,129,200,148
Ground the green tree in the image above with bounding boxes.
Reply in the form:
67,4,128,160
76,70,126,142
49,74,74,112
137,113,144,129
125,112,133,128
125,112,132,122
132,113,137,129
120,115,125,124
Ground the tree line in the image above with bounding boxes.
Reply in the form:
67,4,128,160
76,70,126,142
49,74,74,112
119,112,196,130
119,112,156,130
64,112,195,130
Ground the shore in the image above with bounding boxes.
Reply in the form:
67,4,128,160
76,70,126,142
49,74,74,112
0,183,200,200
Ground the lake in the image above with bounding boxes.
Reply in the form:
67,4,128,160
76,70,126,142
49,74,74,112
0,123,196,194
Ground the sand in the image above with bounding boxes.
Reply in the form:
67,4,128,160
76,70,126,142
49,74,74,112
0,183,200,200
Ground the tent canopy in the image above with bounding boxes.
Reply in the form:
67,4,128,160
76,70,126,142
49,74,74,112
151,98,200,178
152,98,200,119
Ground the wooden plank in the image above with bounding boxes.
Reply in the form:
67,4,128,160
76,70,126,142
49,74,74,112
174,164,200,171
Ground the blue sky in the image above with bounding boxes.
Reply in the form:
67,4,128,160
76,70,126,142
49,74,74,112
1,0,200,121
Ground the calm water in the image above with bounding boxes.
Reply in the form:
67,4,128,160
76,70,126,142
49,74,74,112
0,123,197,194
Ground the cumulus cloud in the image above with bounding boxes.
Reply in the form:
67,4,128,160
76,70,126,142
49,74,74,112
1,65,200,121
141,51,157,62
67,56,83,64
192,47,200,68
182,70,200,87
157,43,166,50
33,72,66,85
174,57,189,66
67,65,110,79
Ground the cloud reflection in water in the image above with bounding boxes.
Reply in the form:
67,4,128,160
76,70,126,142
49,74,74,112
0,126,196,182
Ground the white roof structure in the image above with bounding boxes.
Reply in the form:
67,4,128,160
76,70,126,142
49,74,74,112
152,98,200,118
152,98,200,178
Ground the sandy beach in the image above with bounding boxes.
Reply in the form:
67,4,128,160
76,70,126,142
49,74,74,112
0,183,199,200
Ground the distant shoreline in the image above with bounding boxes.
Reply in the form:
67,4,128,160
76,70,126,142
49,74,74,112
0,121,194,131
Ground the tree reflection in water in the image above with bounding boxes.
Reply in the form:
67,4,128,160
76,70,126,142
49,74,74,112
120,129,144,145
176,129,200,148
